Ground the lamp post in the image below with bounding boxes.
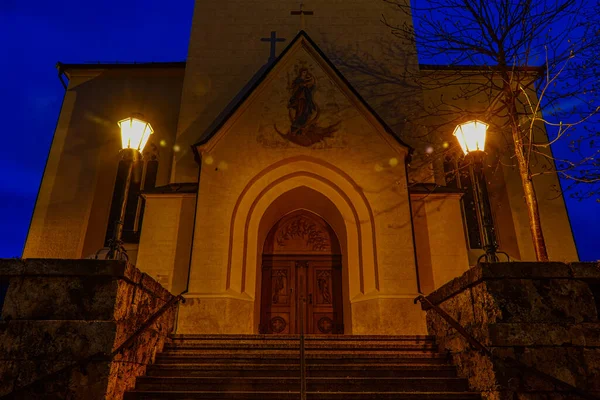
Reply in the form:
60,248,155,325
106,116,154,260
453,120,499,263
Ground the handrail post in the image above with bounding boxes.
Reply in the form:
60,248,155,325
300,296,307,400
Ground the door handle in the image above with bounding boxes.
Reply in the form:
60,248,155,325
308,293,313,304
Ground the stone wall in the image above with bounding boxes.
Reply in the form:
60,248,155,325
0,258,176,399
422,262,600,400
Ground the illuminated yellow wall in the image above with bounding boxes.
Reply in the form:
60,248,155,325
23,67,185,260
411,193,470,294
136,194,196,293
418,68,578,263
176,38,429,335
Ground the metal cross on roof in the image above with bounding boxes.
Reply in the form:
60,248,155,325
260,31,287,62
290,3,314,31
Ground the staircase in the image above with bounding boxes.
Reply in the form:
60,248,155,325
124,335,480,399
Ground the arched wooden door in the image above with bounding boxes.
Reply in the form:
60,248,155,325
259,210,344,334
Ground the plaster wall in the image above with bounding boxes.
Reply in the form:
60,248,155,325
411,193,470,293
23,68,184,260
418,70,578,263
177,43,424,334
136,194,195,293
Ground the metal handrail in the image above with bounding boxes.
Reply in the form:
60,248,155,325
4,293,185,399
415,295,599,400
111,294,185,357
299,295,307,400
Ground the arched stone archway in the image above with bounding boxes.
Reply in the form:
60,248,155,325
258,210,344,334
182,156,427,335
251,186,352,332
224,157,380,307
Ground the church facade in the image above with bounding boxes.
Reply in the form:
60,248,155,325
24,1,578,335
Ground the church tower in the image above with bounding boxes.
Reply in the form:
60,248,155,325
172,0,421,182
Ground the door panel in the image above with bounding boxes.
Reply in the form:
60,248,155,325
260,260,296,334
260,257,343,334
295,261,308,333
308,258,343,334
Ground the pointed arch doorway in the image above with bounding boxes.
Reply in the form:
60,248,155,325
259,210,344,334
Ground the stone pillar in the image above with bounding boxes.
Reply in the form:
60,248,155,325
421,262,600,400
0,259,176,400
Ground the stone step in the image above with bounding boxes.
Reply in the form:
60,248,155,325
169,334,436,342
164,342,438,351
124,391,481,400
161,347,439,354
125,335,479,399
135,376,469,392
167,339,436,347
146,363,458,378
158,350,444,357
154,353,449,365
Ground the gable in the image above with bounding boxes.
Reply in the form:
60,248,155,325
193,31,412,158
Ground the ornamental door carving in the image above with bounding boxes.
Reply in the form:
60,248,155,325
259,211,343,335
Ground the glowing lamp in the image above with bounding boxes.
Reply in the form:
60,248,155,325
117,117,154,152
453,120,489,155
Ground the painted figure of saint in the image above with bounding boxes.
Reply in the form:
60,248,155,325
288,68,317,134
274,63,340,147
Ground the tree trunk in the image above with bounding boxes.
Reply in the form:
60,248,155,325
505,88,549,261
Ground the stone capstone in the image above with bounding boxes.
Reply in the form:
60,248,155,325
0,258,177,400
422,262,600,400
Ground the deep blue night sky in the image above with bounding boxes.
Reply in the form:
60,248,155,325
0,0,194,257
0,1,597,260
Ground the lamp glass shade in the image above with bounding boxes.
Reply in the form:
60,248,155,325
117,117,154,152
453,120,489,155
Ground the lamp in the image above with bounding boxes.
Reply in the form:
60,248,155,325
453,120,488,155
118,117,154,152
106,116,154,260
454,120,501,263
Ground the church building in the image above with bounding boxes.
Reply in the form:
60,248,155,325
24,1,578,336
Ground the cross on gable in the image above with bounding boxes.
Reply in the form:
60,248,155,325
260,31,286,62
290,3,314,31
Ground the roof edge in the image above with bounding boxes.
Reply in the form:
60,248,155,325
192,30,413,154
57,61,186,72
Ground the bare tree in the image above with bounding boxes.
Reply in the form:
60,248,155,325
382,0,600,261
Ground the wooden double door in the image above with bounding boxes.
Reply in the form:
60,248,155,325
259,255,343,334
